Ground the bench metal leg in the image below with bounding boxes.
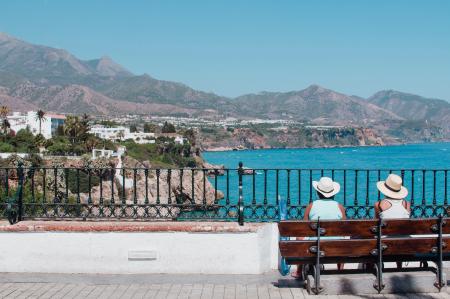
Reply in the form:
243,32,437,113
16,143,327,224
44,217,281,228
312,218,324,295
433,215,446,291
373,263,385,293
372,218,385,294
310,264,323,295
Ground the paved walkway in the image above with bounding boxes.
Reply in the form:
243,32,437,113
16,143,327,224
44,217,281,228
0,272,448,299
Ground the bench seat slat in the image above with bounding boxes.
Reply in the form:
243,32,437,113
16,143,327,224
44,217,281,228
279,237,450,258
284,254,450,265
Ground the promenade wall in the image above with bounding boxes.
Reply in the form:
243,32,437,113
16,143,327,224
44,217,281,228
0,221,279,274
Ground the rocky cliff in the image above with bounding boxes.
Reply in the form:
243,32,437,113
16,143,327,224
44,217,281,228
199,126,385,151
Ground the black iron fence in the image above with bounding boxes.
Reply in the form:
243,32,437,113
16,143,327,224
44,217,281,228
1,162,449,224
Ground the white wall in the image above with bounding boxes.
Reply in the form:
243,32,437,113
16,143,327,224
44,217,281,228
0,224,279,275
26,111,52,139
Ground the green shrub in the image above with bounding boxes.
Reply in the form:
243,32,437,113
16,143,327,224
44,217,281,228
67,169,100,194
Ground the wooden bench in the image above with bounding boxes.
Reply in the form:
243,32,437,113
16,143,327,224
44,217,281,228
279,217,450,294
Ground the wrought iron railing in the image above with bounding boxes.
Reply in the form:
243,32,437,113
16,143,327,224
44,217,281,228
1,162,449,224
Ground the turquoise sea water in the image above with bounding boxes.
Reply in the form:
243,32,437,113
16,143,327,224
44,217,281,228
203,143,450,208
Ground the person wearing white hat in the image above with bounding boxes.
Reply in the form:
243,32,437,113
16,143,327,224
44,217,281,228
294,177,345,278
374,173,410,219
373,173,411,270
304,177,345,220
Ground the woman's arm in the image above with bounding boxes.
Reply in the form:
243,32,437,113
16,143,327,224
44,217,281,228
338,204,346,220
303,203,313,220
374,201,381,218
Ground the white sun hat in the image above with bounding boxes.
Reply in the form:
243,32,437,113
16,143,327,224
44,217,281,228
377,173,408,199
312,177,340,198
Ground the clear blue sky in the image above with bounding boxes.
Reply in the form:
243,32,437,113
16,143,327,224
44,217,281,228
1,0,449,99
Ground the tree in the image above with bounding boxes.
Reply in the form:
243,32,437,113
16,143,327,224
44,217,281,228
0,142,14,152
0,106,9,119
35,110,47,135
183,129,196,146
63,115,80,145
0,106,10,141
130,124,138,133
1,119,10,135
85,136,100,152
144,123,158,133
78,113,91,143
12,129,38,153
116,130,125,141
34,133,46,149
161,121,176,133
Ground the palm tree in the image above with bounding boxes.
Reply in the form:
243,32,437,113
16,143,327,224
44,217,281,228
85,136,99,152
1,119,10,135
35,110,47,135
79,113,90,142
0,106,10,140
116,130,125,141
63,115,80,144
0,106,9,119
34,133,46,150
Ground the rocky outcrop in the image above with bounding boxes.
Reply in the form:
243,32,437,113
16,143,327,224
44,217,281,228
85,167,224,206
38,156,224,208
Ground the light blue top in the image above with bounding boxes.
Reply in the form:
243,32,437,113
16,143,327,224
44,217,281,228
309,199,343,220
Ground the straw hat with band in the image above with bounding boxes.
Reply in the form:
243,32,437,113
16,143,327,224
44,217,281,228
376,174,408,199
312,177,340,198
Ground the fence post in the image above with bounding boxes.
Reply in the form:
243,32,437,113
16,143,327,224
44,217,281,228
238,161,244,225
17,162,24,222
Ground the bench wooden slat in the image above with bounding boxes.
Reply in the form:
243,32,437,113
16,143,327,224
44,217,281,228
278,218,450,238
279,220,376,238
279,237,450,258
382,218,450,235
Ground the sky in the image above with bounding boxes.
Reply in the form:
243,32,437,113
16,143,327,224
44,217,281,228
1,0,450,99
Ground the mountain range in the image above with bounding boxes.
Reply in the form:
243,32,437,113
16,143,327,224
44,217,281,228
0,32,449,134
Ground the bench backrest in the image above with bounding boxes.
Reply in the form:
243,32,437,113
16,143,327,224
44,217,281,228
279,218,450,259
279,219,450,238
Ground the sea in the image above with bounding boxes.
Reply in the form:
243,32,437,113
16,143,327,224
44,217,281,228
202,143,450,208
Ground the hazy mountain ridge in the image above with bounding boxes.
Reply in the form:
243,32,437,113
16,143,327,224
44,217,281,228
0,32,448,139
234,85,402,124
368,90,450,130
0,32,237,115
0,32,131,80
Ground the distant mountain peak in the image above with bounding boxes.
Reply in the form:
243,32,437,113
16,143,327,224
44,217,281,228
301,84,330,95
0,32,16,41
305,83,324,90
86,55,132,78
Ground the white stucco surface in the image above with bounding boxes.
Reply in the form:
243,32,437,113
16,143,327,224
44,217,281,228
0,223,279,275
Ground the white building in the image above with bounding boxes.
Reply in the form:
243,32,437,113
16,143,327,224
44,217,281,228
92,146,126,160
89,125,156,144
130,132,156,144
89,125,130,141
174,136,185,145
7,112,28,133
7,111,65,139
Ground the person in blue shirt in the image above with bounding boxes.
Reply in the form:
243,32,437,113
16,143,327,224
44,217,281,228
304,177,345,220
293,177,346,278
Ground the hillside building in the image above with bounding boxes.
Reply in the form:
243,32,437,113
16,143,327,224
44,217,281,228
7,111,66,139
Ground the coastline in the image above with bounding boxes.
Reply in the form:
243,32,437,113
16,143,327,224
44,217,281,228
202,143,392,153
201,141,450,153
202,140,450,153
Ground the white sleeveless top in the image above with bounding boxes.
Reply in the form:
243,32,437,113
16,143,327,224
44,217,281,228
379,199,410,219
